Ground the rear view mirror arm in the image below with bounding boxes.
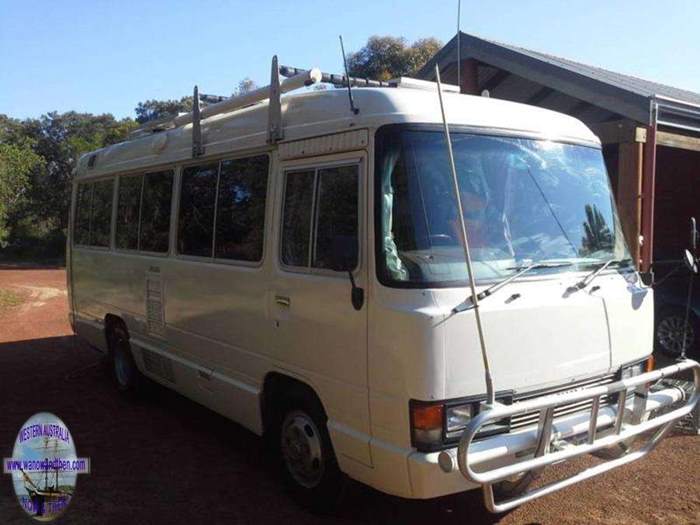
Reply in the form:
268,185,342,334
346,270,364,311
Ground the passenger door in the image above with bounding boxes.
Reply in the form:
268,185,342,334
270,153,371,465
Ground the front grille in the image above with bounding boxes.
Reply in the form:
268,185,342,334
509,373,616,431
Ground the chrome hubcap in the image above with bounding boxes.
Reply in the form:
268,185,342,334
281,411,324,488
657,316,694,355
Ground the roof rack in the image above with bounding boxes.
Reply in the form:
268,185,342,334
130,56,322,156
280,66,459,93
130,57,459,158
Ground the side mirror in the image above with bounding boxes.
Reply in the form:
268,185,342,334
684,249,699,275
330,235,364,311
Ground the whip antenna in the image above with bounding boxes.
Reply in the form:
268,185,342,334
339,35,359,115
434,64,495,405
456,0,461,90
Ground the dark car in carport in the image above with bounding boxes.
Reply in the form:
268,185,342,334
653,259,699,358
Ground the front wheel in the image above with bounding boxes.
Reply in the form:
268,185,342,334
656,309,696,357
276,396,345,511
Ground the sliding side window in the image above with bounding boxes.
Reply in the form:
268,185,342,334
178,163,218,257
90,179,114,247
73,178,114,247
139,170,173,253
115,170,173,252
74,183,93,246
115,174,143,250
215,155,268,262
281,164,359,271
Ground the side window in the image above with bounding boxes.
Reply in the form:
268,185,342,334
281,170,315,267
280,164,359,270
73,179,114,247
74,183,93,245
215,155,268,262
140,170,173,253
115,174,143,250
313,166,359,269
178,163,218,257
90,179,114,247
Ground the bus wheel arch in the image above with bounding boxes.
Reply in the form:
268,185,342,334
104,314,142,394
261,372,345,510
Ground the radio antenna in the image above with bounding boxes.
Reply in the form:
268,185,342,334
456,0,461,91
435,64,495,406
339,35,359,115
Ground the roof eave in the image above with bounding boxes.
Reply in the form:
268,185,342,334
418,32,652,124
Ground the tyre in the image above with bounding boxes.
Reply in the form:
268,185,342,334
107,325,144,394
274,392,345,512
655,308,697,358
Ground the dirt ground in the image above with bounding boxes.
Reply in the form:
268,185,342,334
0,265,698,525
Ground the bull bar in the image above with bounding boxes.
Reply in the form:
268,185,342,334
455,358,700,513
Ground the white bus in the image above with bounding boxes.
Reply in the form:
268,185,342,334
68,64,698,512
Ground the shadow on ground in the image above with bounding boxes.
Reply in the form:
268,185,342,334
0,335,502,525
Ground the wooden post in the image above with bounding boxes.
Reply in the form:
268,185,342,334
640,123,657,272
459,58,479,95
617,142,644,267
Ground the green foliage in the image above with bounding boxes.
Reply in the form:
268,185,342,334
0,111,136,258
135,97,193,124
134,78,258,124
0,136,43,245
346,36,442,80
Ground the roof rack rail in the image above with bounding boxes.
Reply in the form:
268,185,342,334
280,66,459,93
131,56,322,156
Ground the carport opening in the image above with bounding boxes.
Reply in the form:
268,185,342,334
654,146,700,262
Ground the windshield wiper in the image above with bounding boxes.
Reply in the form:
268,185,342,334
568,258,631,292
453,261,573,313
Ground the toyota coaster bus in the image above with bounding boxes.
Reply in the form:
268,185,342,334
67,59,699,512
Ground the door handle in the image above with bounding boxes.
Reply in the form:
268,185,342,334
275,295,291,307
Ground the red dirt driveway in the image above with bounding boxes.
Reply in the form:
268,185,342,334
0,265,698,524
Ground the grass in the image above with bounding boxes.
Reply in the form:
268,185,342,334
0,289,22,310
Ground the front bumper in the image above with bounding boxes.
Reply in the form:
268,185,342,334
405,359,698,509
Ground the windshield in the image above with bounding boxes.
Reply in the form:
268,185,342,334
375,125,631,287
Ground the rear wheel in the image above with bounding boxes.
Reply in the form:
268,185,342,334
274,392,345,511
107,325,143,394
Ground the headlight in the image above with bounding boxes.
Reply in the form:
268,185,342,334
620,362,644,379
446,404,474,438
410,397,510,452
620,356,654,379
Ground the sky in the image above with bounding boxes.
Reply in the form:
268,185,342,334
2,0,699,120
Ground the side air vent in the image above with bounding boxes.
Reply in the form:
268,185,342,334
141,348,175,383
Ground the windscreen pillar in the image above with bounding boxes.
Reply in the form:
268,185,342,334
459,59,479,95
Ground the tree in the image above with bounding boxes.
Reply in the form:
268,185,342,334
0,112,137,255
0,139,43,245
346,36,442,81
134,78,258,124
135,97,193,124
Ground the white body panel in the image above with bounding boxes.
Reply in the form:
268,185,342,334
68,86,654,499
